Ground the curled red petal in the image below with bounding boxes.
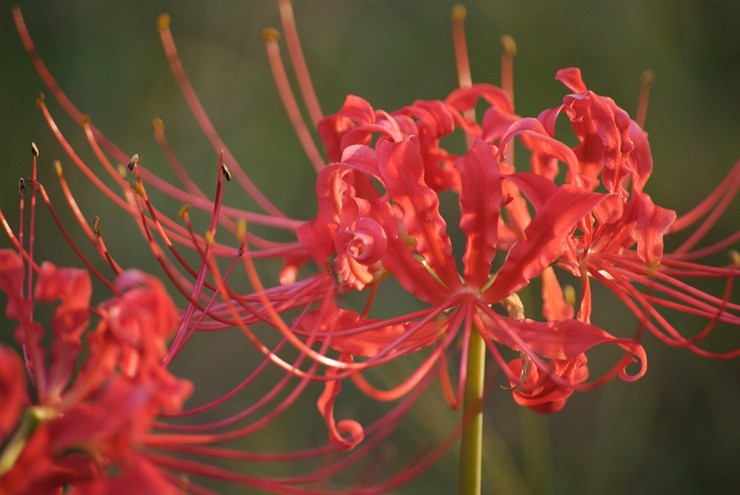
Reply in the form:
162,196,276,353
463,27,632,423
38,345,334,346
485,185,603,302
455,139,502,289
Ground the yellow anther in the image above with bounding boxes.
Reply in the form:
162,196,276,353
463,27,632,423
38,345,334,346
204,230,215,246
157,13,171,31
80,114,91,127
501,34,517,57
130,182,145,196
451,4,467,23
563,284,576,307
35,92,45,106
236,219,247,239
261,28,281,42
31,142,39,157
54,160,63,177
93,216,101,235
152,117,165,132
640,70,656,88
730,250,740,266
178,205,191,219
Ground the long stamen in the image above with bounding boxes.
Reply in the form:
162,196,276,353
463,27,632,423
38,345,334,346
261,28,325,172
636,70,655,129
277,0,324,125
157,14,286,217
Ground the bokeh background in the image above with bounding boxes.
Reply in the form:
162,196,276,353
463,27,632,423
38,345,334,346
1,0,738,493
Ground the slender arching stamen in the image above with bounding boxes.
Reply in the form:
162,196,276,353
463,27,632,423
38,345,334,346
277,0,324,126
261,28,325,172
27,143,39,302
500,35,516,102
53,160,122,275
34,181,117,292
451,5,472,90
350,304,466,402
157,14,287,218
636,70,655,129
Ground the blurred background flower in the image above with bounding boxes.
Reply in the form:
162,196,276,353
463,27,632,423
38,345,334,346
1,0,738,493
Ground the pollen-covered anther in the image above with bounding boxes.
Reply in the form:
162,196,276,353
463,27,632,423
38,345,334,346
177,205,191,220
730,249,740,266
127,153,141,171
204,230,215,247
261,27,281,42
157,13,171,31
130,182,145,196
80,114,91,127
93,216,101,235
53,160,63,177
563,284,576,307
152,117,164,131
31,141,39,157
451,4,467,23
501,34,517,56
35,91,45,106
221,163,232,181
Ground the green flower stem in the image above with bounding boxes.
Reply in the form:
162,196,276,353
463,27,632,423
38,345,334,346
460,329,487,495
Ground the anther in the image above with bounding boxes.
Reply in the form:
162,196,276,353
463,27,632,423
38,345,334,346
221,163,232,181
30,142,39,157
54,160,63,177
152,117,165,132
130,182,145,196
451,4,467,23
261,28,282,42
93,216,101,235
35,92,45,106
730,249,740,266
18,178,26,194
563,284,576,307
178,205,191,219
500,34,517,57
128,153,141,171
157,13,171,31
80,114,91,127
117,164,128,179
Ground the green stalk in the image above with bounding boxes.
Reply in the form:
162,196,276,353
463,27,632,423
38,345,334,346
459,329,486,495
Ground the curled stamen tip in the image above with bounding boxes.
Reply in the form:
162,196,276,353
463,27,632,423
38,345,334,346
128,153,141,171
640,70,656,87
178,205,191,219
501,34,517,56
36,92,45,106
31,142,39,157
53,160,63,177
80,114,91,127
221,163,232,181
451,4,467,22
93,216,101,235
152,117,165,131
157,13,171,31
261,27,281,42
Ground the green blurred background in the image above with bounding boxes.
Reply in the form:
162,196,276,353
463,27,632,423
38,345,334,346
1,0,738,493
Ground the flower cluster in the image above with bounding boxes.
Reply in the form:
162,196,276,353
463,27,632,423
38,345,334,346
3,0,738,493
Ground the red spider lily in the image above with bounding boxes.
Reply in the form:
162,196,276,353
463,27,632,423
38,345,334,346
6,0,738,493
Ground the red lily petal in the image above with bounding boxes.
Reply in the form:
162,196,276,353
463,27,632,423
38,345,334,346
635,193,677,264
485,185,603,302
317,354,363,450
455,139,502,289
0,345,27,439
554,67,587,93
377,136,461,292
